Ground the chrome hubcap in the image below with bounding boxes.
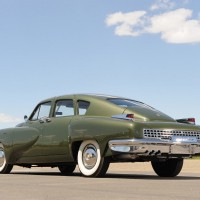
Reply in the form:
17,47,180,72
82,144,97,169
0,150,5,167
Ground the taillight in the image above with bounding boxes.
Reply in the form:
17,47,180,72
176,118,196,125
112,114,134,121
187,118,195,124
126,114,134,119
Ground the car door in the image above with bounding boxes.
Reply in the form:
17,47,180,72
41,99,75,162
15,101,52,160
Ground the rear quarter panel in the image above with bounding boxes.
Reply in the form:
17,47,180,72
69,116,135,157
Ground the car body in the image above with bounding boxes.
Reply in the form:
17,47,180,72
0,94,200,177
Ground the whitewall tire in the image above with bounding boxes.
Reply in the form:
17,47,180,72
0,148,13,174
78,140,110,177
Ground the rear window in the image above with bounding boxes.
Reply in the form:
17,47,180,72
107,98,154,110
77,100,90,115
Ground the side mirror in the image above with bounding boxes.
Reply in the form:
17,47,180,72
24,115,28,122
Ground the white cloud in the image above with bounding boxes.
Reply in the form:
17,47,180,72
150,0,176,11
106,8,200,44
0,113,22,123
146,9,192,33
146,9,200,44
106,11,146,36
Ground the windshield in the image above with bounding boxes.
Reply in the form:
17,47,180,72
107,98,156,110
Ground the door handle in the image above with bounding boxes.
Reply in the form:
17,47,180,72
46,118,51,123
39,117,51,123
39,119,45,123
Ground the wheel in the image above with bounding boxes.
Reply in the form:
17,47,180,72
58,164,76,175
151,159,183,177
0,148,13,174
78,140,110,177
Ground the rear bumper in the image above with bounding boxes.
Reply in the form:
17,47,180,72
108,138,200,156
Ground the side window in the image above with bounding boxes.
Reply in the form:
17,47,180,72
78,101,90,115
54,100,74,117
31,102,51,120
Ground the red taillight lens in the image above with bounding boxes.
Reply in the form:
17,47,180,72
177,118,196,125
126,114,134,119
188,118,195,124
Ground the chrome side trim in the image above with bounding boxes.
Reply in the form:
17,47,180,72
112,114,133,121
108,138,200,156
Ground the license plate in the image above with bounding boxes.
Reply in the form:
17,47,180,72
172,136,197,143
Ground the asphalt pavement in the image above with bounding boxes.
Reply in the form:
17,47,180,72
0,160,200,200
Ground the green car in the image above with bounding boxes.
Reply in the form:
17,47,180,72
0,94,200,177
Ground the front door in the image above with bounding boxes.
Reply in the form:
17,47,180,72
41,99,75,162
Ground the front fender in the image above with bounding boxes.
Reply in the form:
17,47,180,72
0,127,39,163
0,128,13,163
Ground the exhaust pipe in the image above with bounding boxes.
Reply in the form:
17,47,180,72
149,150,155,155
148,150,161,156
144,150,162,156
155,150,161,156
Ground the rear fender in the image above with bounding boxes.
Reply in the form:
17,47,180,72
69,116,135,157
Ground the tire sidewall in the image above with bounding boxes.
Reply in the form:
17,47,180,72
0,148,7,173
78,140,101,176
0,162,6,172
151,159,183,177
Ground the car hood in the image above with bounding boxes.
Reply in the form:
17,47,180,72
123,106,175,122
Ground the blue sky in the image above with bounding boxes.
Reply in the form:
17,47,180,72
0,0,200,128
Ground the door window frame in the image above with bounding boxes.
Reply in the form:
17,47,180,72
29,101,52,121
76,100,90,115
53,99,75,118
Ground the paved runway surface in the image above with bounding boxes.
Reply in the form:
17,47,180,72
0,160,200,200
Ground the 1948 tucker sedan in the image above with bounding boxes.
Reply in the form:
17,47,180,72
0,94,200,177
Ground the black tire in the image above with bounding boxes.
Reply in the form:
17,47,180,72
78,140,110,177
58,164,76,175
0,148,13,174
151,159,183,177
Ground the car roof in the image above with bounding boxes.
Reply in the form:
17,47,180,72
40,93,126,103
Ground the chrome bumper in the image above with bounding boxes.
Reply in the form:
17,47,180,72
108,139,200,156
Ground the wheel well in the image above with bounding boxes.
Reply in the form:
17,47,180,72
71,141,82,162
